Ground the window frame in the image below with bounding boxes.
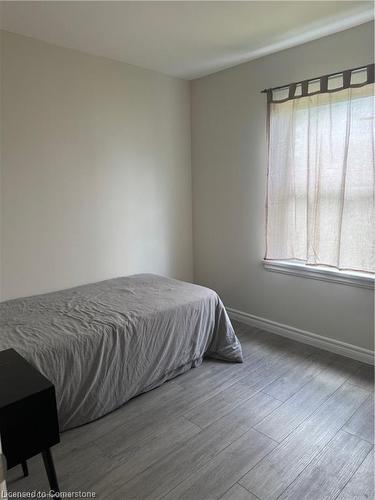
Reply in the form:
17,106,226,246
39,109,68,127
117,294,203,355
263,259,374,289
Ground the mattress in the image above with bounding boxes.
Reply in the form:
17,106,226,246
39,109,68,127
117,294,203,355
0,274,242,430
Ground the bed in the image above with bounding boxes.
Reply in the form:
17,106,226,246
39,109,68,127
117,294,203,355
0,274,242,430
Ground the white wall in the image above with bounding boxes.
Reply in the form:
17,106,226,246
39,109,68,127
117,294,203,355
0,31,193,300
0,27,2,300
1,25,374,353
192,22,374,352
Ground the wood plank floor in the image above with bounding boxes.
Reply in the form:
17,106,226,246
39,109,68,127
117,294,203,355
7,321,374,499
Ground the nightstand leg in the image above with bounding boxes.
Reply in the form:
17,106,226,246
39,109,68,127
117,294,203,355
42,449,60,493
21,461,29,477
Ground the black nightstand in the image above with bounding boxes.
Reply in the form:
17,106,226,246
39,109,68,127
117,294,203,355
0,349,60,493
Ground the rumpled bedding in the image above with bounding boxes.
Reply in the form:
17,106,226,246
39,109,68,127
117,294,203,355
0,274,242,430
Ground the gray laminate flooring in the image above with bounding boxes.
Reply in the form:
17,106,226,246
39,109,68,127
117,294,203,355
7,321,374,499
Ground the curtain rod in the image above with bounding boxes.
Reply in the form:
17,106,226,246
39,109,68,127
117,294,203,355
261,63,374,94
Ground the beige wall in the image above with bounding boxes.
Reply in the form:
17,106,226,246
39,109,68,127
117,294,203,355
192,22,374,351
0,31,193,300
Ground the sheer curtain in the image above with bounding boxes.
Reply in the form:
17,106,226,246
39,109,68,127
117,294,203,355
265,69,374,274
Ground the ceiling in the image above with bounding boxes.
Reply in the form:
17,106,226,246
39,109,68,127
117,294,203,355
1,1,373,80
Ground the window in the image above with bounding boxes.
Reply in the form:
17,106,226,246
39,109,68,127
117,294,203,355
264,65,375,275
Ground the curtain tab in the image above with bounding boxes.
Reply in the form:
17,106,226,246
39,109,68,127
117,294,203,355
342,70,351,89
301,81,309,97
288,83,297,99
367,64,374,85
320,76,328,93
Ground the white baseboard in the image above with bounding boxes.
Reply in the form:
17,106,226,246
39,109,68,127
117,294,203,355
227,307,374,366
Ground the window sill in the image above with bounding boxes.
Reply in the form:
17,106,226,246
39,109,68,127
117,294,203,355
263,260,374,290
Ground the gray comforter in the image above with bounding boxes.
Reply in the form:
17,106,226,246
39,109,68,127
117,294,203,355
0,274,242,430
